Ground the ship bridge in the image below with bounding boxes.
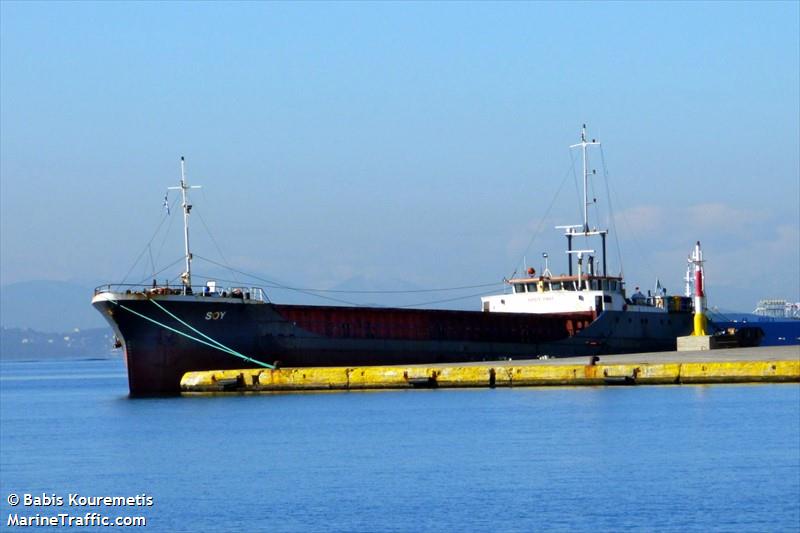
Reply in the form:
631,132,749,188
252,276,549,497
481,274,628,314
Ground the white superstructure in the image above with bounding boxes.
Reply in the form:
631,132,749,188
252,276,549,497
481,274,628,313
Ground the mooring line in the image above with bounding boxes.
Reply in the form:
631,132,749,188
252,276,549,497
150,299,248,358
109,299,274,369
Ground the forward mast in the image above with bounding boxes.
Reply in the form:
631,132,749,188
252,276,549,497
168,157,202,294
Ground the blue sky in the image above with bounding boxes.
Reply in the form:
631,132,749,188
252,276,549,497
1,1,798,311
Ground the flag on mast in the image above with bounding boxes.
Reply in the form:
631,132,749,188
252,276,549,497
163,193,170,215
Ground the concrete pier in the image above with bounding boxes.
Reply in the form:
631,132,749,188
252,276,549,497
677,334,723,351
180,345,800,393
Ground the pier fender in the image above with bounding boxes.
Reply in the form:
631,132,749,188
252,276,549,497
601,366,639,386
209,374,245,392
404,370,438,388
602,375,637,385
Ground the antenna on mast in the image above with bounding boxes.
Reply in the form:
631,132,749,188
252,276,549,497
570,124,601,233
561,125,607,277
168,157,202,294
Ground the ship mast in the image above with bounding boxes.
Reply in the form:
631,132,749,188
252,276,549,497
570,124,600,233
168,157,201,294
558,125,608,280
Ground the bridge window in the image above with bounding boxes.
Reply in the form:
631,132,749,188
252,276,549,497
551,282,562,291
513,284,526,294
526,283,538,292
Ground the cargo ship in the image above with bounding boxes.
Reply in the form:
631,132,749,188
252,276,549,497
93,127,695,395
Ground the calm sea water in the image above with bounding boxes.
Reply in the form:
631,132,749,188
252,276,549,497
1,359,798,532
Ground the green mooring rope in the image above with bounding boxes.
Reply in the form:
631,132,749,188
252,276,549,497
110,299,274,369
149,299,274,369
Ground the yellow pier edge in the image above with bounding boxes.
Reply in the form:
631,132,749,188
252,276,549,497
180,360,800,393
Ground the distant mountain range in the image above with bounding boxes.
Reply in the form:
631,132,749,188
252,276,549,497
1,280,106,332
266,274,478,310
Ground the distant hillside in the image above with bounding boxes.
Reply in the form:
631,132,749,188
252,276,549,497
245,274,482,310
0,327,119,360
0,281,106,332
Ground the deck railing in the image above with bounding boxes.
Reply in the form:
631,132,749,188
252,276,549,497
93,283,269,302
